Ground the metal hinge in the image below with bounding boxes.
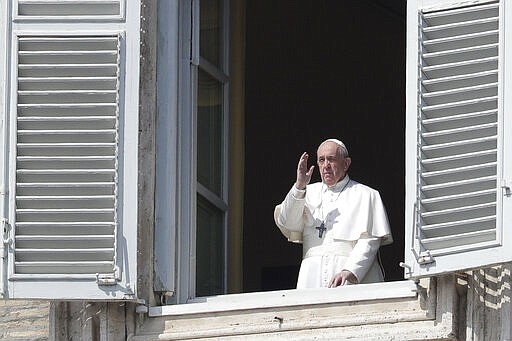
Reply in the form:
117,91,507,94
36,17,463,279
96,266,120,286
417,250,435,265
96,273,117,286
1,219,12,247
501,179,511,197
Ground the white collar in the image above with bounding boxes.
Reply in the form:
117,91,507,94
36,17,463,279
325,174,350,193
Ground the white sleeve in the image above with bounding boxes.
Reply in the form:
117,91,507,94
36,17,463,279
341,237,381,283
274,185,307,242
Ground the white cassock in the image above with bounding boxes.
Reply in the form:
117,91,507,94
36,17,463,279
274,175,393,288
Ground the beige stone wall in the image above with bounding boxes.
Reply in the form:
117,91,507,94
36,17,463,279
0,300,49,340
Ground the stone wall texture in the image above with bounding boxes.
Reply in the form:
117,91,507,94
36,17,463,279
0,300,49,340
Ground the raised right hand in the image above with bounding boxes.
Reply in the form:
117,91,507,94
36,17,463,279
295,152,315,190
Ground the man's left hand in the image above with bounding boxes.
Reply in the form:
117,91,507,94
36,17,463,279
328,270,357,287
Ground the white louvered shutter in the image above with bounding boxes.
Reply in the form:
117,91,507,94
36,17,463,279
1,1,139,299
15,0,124,20
405,0,512,278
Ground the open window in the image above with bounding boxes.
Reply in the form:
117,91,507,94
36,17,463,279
155,0,407,303
0,0,140,300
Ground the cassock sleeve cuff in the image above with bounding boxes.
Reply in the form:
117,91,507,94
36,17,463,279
291,185,306,199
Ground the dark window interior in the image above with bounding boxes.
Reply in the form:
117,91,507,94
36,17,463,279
243,0,406,292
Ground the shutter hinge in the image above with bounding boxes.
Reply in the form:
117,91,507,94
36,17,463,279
135,299,148,314
96,266,120,286
96,273,117,286
1,219,12,248
501,179,511,197
411,247,435,266
417,250,435,265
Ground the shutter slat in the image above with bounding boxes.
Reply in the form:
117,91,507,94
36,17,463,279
15,223,115,238
421,180,496,201
17,156,115,161
17,170,115,174
18,142,115,146
423,16,498,35
18,116,116,121
422,149,496,172
422,108,496,124
422,123,496,146
19,50,117,55
421,229,496,250
18,64,118,77
422,56,497,72
422,122,496,137
16,196,115,209
422,2,499,22
18,129,116,134
423,69,497,84
422,136,496,153
422,95,497,113
421,161,496,181
422,56,497,79
422,215,496,231
422,30,498,53
19,62,117,67
17,182,115,187
421,188,495,204
422,148,496,164
423,44,498,67
15,250,114,262
18,104,116,109
18,36,118,43
423,29,499,46
16,0,122,19
421,175,496,191
422,83,497,102
18,77,118,91
17,195,114,199
422,70,498,94
16,235,114,240
17,208,114,213
422,202,495,218
18,90,117,95
14,262,114,275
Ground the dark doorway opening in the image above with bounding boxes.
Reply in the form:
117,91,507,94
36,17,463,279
243,0,406,292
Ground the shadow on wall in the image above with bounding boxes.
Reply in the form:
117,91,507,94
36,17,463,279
466,265,512,340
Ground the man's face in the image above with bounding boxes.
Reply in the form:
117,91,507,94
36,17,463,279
317,142,351,187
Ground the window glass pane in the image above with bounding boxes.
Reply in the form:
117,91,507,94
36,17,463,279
200,0,221,67
196,194,225,296
197,69,223,195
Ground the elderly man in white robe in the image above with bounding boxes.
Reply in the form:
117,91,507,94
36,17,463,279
274,139,393,288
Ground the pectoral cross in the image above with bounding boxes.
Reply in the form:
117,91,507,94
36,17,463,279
316,222,326,238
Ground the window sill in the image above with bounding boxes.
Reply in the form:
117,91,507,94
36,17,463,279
148,279,418,317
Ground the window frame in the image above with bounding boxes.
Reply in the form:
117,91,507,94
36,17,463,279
193,0,231,297
154,0,231,303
